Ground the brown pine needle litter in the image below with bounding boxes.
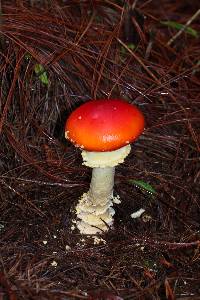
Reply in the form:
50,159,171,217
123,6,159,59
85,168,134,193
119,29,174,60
0,1,200,299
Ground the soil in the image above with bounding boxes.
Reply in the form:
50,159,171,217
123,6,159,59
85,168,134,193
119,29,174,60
0,1,200,299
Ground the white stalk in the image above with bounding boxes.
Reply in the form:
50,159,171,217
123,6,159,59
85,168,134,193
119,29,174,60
73,145,131,235
75,167,116,234
89,167,115,207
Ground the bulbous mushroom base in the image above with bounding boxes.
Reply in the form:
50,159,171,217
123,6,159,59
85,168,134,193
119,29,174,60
74,191,119,235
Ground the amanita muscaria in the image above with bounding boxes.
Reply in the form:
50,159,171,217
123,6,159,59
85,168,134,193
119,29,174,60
65,99,145,234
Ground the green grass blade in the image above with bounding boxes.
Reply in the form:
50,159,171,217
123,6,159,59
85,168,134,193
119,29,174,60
161,21,199,38
129,179,156,195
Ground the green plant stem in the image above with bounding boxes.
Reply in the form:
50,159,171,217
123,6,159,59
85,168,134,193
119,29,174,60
167,9,200,46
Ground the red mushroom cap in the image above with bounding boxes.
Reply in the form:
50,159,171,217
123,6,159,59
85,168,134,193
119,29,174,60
65,99,145,152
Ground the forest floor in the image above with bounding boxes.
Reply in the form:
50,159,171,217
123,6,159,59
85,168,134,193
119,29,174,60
0,1,200,299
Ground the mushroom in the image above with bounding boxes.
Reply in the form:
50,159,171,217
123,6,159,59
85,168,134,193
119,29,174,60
65,99,145,235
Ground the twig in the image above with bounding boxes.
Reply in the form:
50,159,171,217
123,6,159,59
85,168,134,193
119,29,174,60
0,273,18,300
0,0,5,49
126,232,200,250
0,179,46,217
167,9,200,46
0,175,83,188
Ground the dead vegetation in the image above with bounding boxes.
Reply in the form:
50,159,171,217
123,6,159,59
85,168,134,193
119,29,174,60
0,1,200,299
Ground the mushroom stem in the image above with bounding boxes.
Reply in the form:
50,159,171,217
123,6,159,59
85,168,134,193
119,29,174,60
89,167,115,205
73,145,131,235
75,167,117,234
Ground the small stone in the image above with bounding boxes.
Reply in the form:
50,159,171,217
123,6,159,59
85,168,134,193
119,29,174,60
43,240,48,245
